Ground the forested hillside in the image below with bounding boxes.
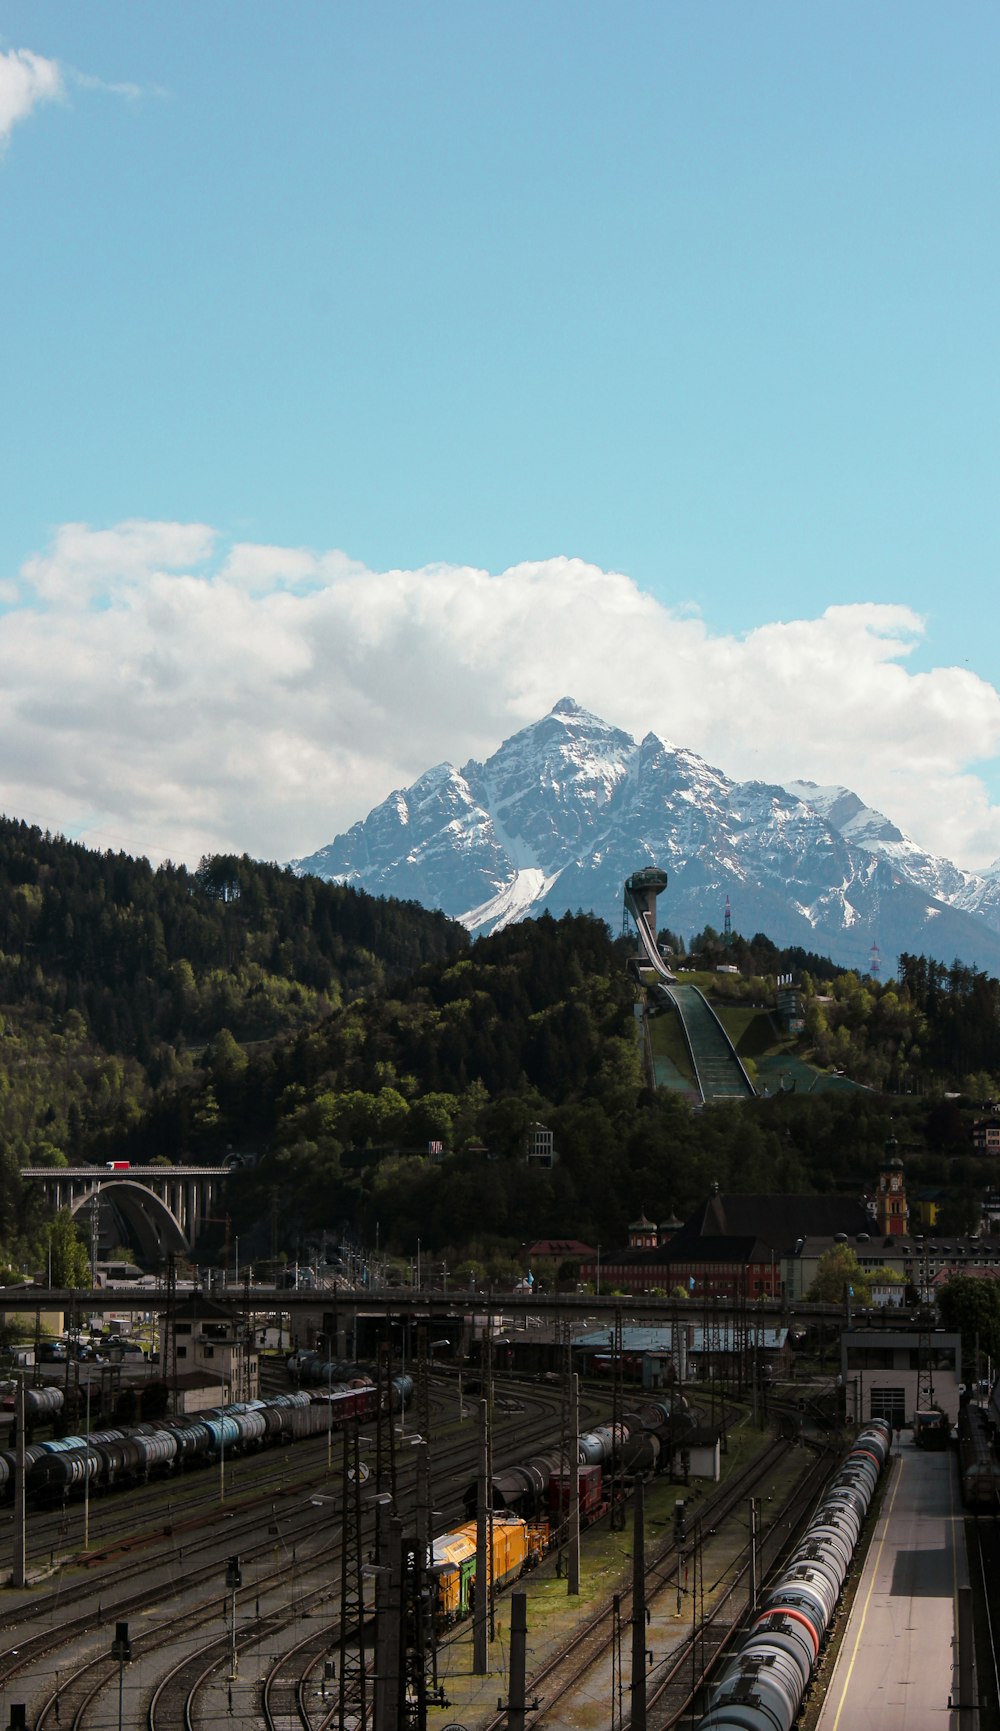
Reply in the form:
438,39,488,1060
3,814,1000,1278
0,818,463,1185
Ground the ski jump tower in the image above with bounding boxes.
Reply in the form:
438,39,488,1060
624,866,669,969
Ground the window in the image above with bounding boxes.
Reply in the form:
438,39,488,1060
845,1346,895,1370
177,1345,187,1359
907,1347,955,1371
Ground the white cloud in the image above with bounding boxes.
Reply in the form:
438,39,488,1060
2,520,1000,875
22,519,216,604
0,47,165,153
0,48,63,145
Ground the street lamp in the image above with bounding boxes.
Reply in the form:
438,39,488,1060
597,1245,602,1297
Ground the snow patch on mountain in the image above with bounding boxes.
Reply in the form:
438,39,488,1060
461,867,563,934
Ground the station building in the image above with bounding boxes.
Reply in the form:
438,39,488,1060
160,1292,259,1410
840,1327,961,1429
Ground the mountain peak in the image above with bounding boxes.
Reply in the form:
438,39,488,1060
291,704,1000,969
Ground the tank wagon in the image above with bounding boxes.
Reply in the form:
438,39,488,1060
462,1397,690,1524
0,1381,402,1503
25,1386,63,1425
694,1419,892,1731
291,1353,414,1412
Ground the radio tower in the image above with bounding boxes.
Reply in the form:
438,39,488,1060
869,941,881,980
724,896,732,949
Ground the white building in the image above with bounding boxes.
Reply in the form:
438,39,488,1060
840,1328,961,1428
160,1292,258,1407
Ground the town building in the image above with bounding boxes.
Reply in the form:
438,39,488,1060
582,1191,871,1299
973,1118,1000,1154
840,1327,961,1428
160,1292,258,1408
874,1145,909,1235
524,1122,557,1168
524,1239,596,1280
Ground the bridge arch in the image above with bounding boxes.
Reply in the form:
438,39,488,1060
66,1180,189,1262
21,1165,226,1265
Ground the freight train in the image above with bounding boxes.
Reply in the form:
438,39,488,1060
462,1397,692,1524
0,1378,412,1503
426,1397,695,1626
695,1418,893,1731
292,1353,415,1410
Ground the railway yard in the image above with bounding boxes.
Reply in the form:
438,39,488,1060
0,1357,993,1731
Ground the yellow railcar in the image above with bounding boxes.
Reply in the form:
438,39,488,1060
430,1514,539,1625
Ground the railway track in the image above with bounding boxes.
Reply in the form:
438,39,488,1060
473,1436,808,1731
967,1515,1000,1730
0,1375,584,1728
643,1445,835,1730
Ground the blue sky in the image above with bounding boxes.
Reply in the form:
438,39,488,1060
1,5,999,872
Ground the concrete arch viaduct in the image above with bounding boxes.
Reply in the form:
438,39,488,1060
19,1166,229,1264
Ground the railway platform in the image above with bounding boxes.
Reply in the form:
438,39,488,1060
814,1433,970,1731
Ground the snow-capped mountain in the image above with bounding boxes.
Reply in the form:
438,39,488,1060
291,699,1000,973
783,780,1000,936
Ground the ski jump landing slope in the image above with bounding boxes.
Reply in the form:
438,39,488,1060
624,878,755,1105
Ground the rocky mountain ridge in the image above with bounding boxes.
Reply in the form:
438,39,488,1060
292,699,1000,973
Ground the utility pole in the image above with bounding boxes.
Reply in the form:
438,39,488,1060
165,1252,177,1415
89,1188,100,1282
416,1323,430,1441
507,1592,528,1731
402,1536,430,1731
415,1432,438,1698
916,1237,936,1412
338,1423,368,1730
12,1375,26,1587
373,1514,404,1731
474,1398,490,1673
484,1308,495,1643
612,1593,624,1731
630,1477,648,1731
610,1306,626,1530
568,1370,580,1595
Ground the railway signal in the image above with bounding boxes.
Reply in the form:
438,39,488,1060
226,1555,242,1680
111,1621,131,1731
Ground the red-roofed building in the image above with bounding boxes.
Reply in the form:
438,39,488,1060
525,1238,596,1276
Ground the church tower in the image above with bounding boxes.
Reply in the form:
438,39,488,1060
875,1139,908,1236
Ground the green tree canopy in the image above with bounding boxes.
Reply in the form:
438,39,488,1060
937,1276,1000,1377
807,1243,869,1305
47,1208,90,1287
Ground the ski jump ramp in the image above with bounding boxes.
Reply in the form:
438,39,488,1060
624,869,756,1105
